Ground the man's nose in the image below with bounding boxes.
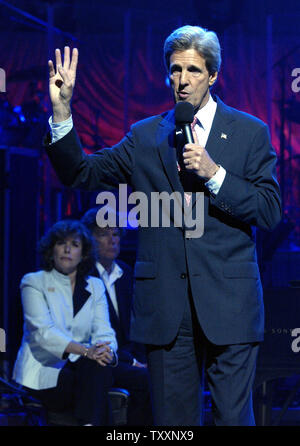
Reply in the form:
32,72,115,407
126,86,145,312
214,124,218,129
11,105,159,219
179,70,189,86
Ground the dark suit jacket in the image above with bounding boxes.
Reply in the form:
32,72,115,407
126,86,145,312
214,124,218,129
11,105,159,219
90,259,146,364
46,96,282,346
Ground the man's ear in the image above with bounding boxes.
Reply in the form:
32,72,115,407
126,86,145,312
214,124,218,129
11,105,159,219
209,71,218,86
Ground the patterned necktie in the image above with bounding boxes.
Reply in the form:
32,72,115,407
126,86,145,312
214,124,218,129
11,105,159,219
179,115,198,206
191,115,198,132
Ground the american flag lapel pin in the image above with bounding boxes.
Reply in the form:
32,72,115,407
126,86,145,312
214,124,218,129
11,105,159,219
221,133,227,140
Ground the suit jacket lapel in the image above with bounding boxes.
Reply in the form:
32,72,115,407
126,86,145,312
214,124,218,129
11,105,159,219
72,275,91,317
205,96,236,162
104,286,120,328
156,110,187,220
157,110,184,195
115,278,129,340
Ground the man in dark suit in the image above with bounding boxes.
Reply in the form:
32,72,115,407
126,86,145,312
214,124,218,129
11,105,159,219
45,25,281,425
81,207,153,425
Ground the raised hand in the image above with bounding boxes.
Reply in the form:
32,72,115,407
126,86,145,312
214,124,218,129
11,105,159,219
182,127,219,180
48,46,78,122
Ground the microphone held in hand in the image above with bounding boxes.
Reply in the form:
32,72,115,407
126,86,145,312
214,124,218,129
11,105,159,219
175,101,195,144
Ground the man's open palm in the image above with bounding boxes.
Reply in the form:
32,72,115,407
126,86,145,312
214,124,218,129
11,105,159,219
48,46,78,112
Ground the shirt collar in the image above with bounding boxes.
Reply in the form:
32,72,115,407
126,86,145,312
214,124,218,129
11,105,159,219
96,261,123,282
195,94,217,131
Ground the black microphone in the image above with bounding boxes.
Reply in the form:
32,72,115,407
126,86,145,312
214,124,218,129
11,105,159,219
174,101,195,144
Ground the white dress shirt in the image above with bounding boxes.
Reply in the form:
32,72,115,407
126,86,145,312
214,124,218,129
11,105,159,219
95,261,124,317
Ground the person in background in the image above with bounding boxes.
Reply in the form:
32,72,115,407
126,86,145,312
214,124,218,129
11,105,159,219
13,219,117,426
81,207,153,425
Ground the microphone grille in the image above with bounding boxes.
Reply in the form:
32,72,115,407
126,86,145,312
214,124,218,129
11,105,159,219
174,101,194,124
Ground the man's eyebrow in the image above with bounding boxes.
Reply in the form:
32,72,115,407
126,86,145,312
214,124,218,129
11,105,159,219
187,65,202,71
170,63,203,72
170,63,182,71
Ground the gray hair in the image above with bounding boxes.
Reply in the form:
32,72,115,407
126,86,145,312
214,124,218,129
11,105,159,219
163,25,221,76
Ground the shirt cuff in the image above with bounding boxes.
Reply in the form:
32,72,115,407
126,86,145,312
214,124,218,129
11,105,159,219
48,115,73,144
205,165,226,196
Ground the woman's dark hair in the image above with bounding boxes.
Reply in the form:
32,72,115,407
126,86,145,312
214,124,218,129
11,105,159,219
38,220,96,276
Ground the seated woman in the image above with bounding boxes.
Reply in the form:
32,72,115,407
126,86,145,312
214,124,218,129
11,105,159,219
12,219,118,426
